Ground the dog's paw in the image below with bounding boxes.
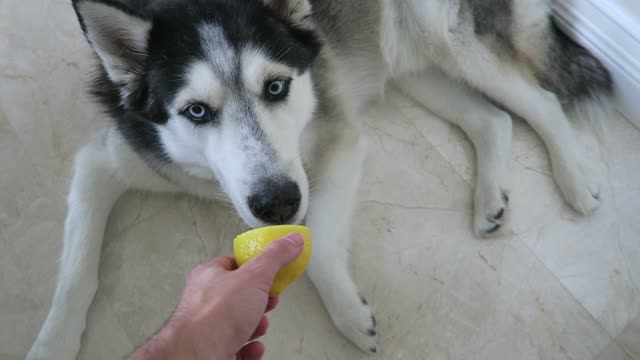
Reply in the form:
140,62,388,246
331,295,379,354
27,319,84,360
552,161,601,215
474,184,509,237
27,340,81,360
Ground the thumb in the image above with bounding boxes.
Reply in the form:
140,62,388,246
239,233,304,284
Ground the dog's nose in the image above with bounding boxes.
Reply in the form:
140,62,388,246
248,178,301,224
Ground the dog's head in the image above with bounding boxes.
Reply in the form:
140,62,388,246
73,0,321,227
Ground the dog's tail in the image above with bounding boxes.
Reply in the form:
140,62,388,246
535,18,614,136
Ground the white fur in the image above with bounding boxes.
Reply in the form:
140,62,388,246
304,127,380,351
27,134,128,360
377,0,602,231
397,70,513,236
156,49,316,228
443,42,602,215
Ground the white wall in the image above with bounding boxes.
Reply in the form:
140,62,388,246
554,0,640,129
616,0,640,19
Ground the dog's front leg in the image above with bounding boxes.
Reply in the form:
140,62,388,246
27,139,127,360
305,127,379,354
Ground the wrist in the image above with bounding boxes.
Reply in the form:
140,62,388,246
165,311,234,360
128,319,190,360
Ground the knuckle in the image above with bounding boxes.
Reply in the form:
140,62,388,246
241,263,265,277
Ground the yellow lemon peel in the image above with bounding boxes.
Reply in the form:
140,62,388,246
233,225,312,296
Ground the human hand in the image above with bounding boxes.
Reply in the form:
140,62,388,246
129,233,304,360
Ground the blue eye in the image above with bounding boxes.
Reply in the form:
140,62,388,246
184,104,210,122
187,104,206,119
268,80,285,95
264,79,290,101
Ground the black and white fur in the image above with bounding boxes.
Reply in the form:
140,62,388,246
28,0,612,358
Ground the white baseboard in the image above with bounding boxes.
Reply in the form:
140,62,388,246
553,0,640,129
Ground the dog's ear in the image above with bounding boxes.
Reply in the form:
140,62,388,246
73,0,151,86
261,0,314,28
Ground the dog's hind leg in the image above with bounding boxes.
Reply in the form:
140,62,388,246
27,136,128,360
397,69,512,236
450,48,602,215
304,124,379,353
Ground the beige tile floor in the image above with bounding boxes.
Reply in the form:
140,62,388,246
1,1,640,359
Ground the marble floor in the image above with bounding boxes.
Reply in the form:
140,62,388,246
1,1,640,359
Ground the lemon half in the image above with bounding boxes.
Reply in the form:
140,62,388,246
233,225,312,296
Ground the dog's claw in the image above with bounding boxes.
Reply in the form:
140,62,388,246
493,207,505,220
486,223,501,234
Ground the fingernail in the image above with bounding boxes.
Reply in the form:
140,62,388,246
284,233,304,247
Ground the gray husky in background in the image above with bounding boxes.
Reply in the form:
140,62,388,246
28,0,612,358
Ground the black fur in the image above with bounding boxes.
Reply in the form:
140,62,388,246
72,0,322,160
88,65,171,160
468,0,514,50
72,0,152,35
538,18,613,103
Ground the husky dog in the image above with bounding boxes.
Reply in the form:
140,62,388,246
28,0,612,358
